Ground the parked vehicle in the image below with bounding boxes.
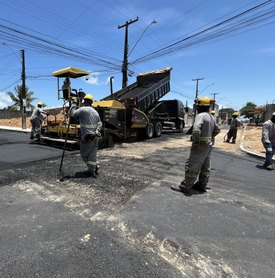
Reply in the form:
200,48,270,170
151,99,185,133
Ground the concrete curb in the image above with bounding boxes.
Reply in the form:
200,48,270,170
240,129,275,163
0,126,31,133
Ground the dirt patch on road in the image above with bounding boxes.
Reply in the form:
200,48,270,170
100,126,264,159
214,126,264,156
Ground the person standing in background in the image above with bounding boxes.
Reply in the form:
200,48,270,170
261,112,275,171
226,111,241,144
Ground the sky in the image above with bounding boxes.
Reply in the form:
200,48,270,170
0,0,275,111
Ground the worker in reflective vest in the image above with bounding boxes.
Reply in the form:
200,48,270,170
226,111,241,144
70,94,102,178
30,102,47,140
171,96,221,194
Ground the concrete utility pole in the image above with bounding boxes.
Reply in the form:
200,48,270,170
118,17,138,89
192,78,204,119
211,92,219,99
211,92,219,111
110,76,114,99
21,49,26,129
192,78,204,99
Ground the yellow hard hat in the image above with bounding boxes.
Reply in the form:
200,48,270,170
84,94,94,101
210,110,215,115
37,102,43,107
232,111,239,116
196,97,212,106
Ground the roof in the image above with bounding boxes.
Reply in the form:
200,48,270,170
52,67,89,78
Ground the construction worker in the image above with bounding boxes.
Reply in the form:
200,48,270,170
171,97,221,194
62,77,71,99
30,102,47,140
69,94,102,178
261,112,275,171
226,111,241,144
210,110,215,116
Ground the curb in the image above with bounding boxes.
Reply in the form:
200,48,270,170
240,130,275,163
0,126,31,133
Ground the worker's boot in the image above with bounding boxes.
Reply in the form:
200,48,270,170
265,164,274,171
192,182,207,192
95,165,99,175
88,167,97,178
89,170,97,178
171,181,192,195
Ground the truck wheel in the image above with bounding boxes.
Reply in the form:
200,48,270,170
146,123,154,139
154,122,162,137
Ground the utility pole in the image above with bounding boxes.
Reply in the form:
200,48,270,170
211,92,219,99
21,49,26,129
211,92,219,111
110,76,114,99
118,17,138,89
192,78,204,99
192,78,204,119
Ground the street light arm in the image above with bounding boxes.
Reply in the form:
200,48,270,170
198,83,215,96
2,42,21,62
128,20,157,58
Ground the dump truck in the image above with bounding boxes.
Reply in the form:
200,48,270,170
102,67,185,138
40,67,185,148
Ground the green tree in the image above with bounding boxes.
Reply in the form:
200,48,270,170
7,85,36,111
240,102,256,118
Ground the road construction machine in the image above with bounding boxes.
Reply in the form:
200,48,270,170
41,66,185,148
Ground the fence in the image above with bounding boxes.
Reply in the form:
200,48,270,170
0,108,62,119
0,110,32,119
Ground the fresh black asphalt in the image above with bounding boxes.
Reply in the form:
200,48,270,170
0,129,274,277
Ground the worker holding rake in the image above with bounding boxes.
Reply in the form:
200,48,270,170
70,94,102,178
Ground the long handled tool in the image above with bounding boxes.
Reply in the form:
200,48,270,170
223,132,228,142
58,117,71,182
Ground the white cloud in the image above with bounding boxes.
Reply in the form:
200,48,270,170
0,92,12,109
84,72,101,86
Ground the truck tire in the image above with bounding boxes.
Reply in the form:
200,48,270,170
154,122,162,137
146,123,154,139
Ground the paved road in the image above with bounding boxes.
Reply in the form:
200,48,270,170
0,130,274,277
0,130,69,170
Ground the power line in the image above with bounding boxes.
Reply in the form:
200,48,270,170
1,78,21,91
130,0,275,65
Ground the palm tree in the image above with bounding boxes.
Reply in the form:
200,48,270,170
7,85,36,111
